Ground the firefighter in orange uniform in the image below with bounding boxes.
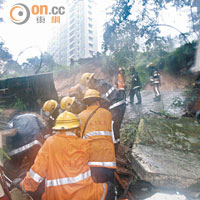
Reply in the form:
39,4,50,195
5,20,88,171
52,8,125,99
117,67,126,99
15,111,114,200
79,89,116,184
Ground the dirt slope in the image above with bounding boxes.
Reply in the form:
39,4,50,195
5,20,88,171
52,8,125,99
54,58,190,98
145,73,191,91
54,58,116,98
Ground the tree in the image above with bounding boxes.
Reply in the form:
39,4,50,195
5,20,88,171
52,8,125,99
21,52,57,75
103,0,199,53
0,0,4,22
0,42,12,61
0,41,23,77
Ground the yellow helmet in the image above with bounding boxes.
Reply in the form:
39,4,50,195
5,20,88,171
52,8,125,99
83,89,101,100
42,100,58,113
53,111,80,130
60,96,75,110
81,73,94,86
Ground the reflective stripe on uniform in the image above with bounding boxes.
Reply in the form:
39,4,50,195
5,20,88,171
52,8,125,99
44,134,51,139
65,132,76,136
83,131,112,139
88,162,116,167
46,170,91,187
8,140,42,156
53,131,76,136
153,80,160,84
21,179,26,193
101,183,107,200
105,87,115,98
132,86,141,90
109,99,126,110
29,169,44,183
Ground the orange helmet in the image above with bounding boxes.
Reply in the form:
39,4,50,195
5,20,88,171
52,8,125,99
148,63,154,67
118,67,124,72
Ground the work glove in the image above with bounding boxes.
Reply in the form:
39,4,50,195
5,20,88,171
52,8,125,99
11,178,23,190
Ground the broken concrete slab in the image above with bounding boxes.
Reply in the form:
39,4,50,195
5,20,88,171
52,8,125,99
131,144,200,189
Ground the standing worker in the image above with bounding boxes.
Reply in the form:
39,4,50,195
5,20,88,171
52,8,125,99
129,65,142,105
13,111,114,200
147,63,161,101
116,67,126,99
79,89,116,184
80,72,126,143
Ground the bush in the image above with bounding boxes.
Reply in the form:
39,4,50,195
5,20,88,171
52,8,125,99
13,98,26,111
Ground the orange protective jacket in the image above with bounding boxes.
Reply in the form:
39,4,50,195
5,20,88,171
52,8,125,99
79,105,116,169
20,132,108,200
117,73,126,90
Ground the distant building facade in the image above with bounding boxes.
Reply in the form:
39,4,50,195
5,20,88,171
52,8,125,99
48,0,98,65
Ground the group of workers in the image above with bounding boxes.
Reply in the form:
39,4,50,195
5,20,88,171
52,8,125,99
116,63,161,104
13,73,118,200
11,62,160,199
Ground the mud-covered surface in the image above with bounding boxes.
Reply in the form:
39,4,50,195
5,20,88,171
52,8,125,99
124,89,185,122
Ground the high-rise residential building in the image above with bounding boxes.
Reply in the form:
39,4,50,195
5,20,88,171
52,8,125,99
48,0,98,65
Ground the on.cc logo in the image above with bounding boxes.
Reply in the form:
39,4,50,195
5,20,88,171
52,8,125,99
10,3,30,25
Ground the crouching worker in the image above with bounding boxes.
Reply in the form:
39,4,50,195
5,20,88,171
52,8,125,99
79,89,116,184
13,111,114,200
41,100,59,131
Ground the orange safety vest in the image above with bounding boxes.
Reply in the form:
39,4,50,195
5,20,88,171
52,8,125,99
117,73,126,90
79,105,116,169
20,132,108,200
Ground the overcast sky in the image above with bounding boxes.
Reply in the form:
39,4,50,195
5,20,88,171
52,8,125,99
0,0,190,62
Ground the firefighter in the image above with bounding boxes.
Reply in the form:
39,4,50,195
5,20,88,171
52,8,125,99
116,67,126,99
147,63,161,101
79,89,116,184
41,100,59,131
129,65,142,105
80,72,126,142
5,113,48,171
80,73,95,89
60,96,86,114
13,111,114,200
68,83,86,100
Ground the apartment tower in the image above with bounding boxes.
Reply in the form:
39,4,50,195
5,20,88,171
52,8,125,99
48,0,98,65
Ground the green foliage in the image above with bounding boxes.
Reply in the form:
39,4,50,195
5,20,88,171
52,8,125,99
121,115,200,153
13,99,26,111
103,0,199,54
158,41,197,74
183,85,199,109
0,148,10,162
120,119,140,147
